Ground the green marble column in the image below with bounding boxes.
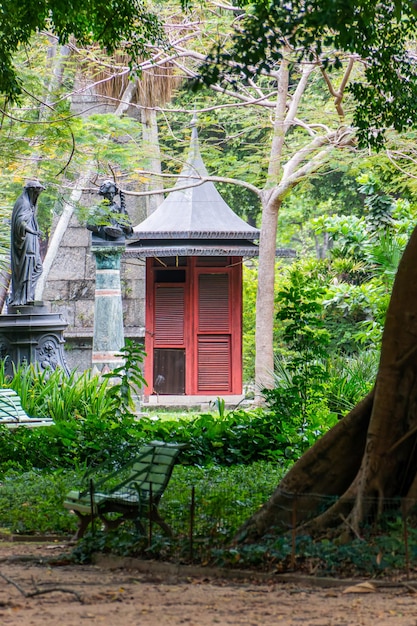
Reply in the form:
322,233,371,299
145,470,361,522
92,246,125,371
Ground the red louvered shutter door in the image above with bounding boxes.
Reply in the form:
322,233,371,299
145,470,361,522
198,274,229,332
198,336,231,391
197,274,231,392
154,286,184,346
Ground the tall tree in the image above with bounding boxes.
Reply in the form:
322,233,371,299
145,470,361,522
193,0,417,393
187,0,417,538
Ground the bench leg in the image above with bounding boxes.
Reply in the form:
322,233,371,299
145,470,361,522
134,517,146,535
73,511,94,540
150,505,173,537
100,515,126,533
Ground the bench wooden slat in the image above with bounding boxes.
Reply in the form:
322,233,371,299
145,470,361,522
0,389,54,428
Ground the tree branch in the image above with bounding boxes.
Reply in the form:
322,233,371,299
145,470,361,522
282,128,354,181
321,56,356,118
268,129,354,204
266,53,290,184
126,171,261,198
0,572,84,603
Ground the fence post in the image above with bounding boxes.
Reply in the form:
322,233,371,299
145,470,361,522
189,485,195,561
291,497,297,570
148,482,153,548
89,479,95,536
402,499,410,580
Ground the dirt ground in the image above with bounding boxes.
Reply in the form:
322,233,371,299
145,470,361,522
0,541,417,625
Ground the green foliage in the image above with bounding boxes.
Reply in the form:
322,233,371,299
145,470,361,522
142,407,301,466
359,177,395,232
84,199,132,231
0,0,164,100
263,253,382,447
322,281,388,353
242,264,257,382
211,523,413,575
0,363,120,421
69,461,285,562
196,0,417,149
306,181,410,352
67,482,417,576
264,267,337,452
326,351,378,416
0,469,78,534
162,462,284,540
0,74,147,243
103,340,146,415
0,352,147,471
0,461,284,545
0,383,309,472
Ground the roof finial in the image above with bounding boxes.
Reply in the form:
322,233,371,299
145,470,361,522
189,109,199,155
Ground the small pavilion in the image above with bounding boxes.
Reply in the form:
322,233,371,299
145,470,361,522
125,121,291,404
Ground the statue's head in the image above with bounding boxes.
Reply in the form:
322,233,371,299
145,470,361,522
24,180,46,191
99,180,118,198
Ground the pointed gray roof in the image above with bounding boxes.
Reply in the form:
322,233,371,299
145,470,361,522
132,120,260,241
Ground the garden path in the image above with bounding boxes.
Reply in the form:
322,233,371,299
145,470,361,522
0,541,415,625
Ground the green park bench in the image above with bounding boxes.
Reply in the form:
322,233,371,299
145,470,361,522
0,389,54,428
63,441,185,540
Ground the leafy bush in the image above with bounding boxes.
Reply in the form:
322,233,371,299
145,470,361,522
0,344,149,471
143,407,308,466
263,268,338,455
0,469,79,534
0,389,309,473
162,462,285,539
211,519,415,576
0,462,283,540
327,350,378,416
0,363,120,422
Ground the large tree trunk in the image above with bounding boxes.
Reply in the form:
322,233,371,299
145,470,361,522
239,223,417,541
254,197,281,393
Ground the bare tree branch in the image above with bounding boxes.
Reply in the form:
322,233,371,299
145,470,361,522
321,55,356,118
0,572,84,603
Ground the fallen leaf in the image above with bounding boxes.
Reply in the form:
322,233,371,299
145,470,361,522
343,581,377,594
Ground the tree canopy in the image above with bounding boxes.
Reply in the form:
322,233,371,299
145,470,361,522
196,0,417,149
0,0,163,100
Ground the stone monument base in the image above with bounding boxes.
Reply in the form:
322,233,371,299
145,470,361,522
0,302,69,375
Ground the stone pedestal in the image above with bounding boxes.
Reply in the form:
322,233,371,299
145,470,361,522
91,244,125,371
0,303,69,375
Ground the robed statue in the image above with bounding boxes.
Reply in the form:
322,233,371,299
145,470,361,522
9,180,45,307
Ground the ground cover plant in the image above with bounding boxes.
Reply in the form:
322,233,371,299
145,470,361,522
0,334,400,577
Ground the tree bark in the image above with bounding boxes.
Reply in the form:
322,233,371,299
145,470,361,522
240,224,417,540
35,79,139,301
35,170,92,300
140,107,164,216
254,197,281,392
236,390,374,541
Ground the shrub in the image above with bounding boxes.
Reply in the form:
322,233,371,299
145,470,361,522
0,469,79,534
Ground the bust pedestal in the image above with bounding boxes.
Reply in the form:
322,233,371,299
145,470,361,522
91,240,125,372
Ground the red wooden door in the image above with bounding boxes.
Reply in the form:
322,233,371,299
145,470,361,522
153,285,186,394
145,257,242,396
196,273,231,393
